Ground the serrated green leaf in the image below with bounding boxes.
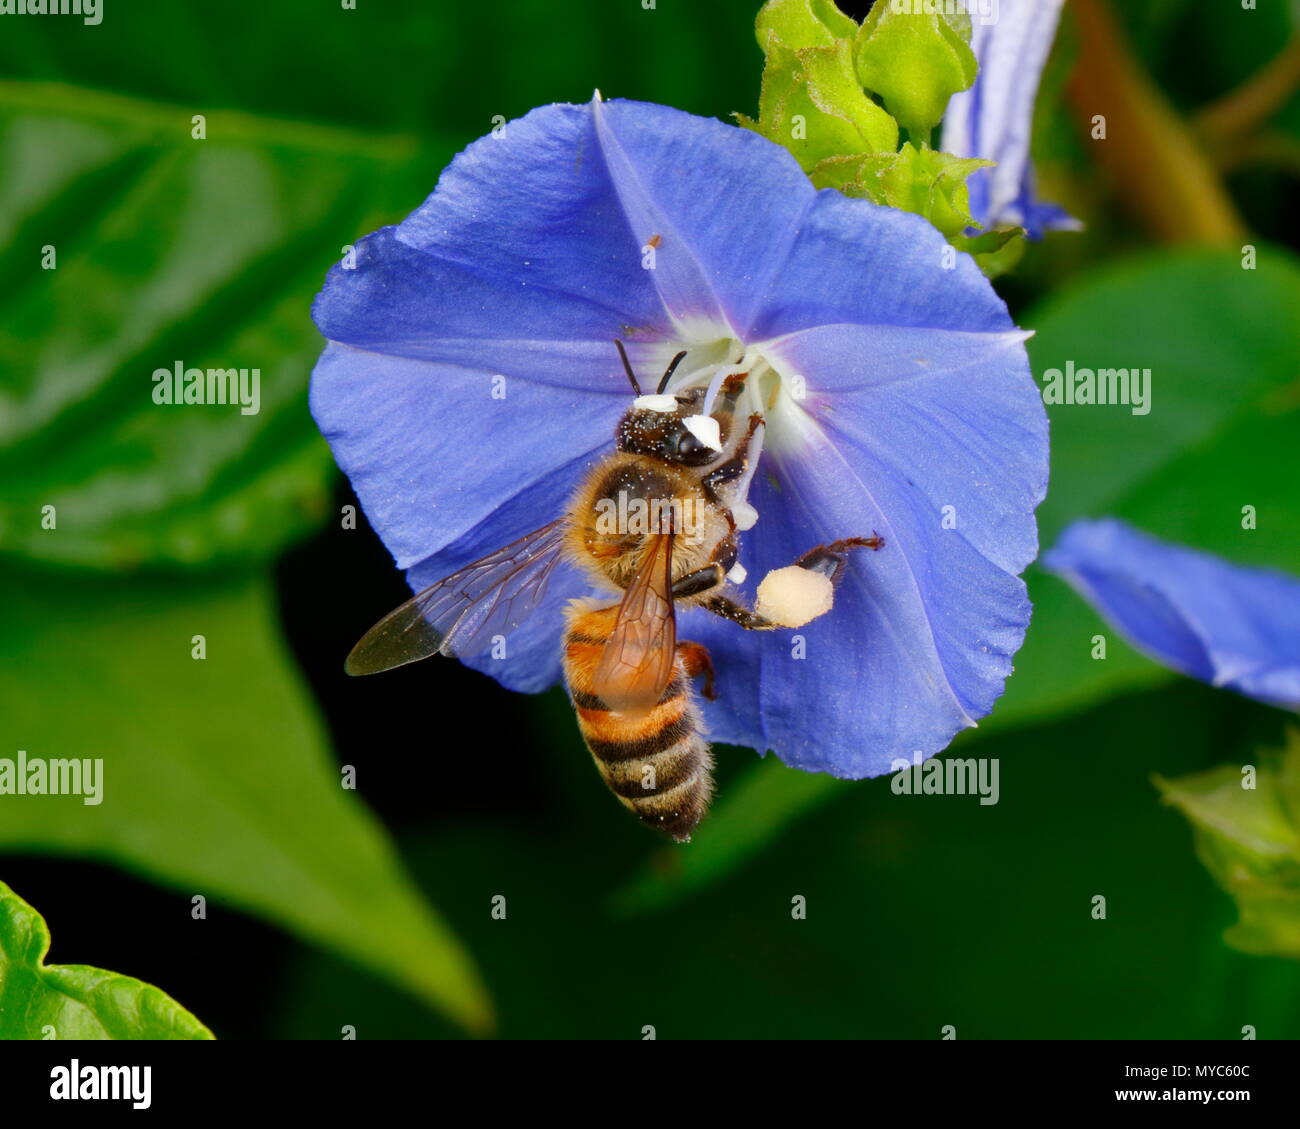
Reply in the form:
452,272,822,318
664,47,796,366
854,2,977,141
742,1,897,171
1158,732,1300,959
0,880,212,1039
0,568,493,1034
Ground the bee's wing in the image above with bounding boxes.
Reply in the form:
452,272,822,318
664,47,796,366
591,532,678,714
345,519,568,676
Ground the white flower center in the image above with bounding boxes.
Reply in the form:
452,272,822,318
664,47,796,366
646,334,817,457
626,332,821,544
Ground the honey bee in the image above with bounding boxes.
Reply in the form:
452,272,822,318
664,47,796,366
346,342,883,841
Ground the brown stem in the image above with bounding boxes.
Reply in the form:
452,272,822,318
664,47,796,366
1197,34,1300,147
1066,0,1246,244
1219,129,1300,178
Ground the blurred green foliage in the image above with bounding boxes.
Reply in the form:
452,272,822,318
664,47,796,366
274,682,1300,1039
1159,731,1300,960
0,570,490,1032
1,0,1298,1039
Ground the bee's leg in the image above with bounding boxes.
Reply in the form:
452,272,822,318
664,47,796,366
792,534,886,586
676,640,717,700
671,561,729,599
700,413,764,507
669,522,743,600
713,372,751,419
699,594,781,630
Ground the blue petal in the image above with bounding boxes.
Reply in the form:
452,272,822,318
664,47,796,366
314,98,818,360
586,98,815,337
941,0,1078,239
311,99,826,577
693,324,1045,778
311,97,1050,765
310,344,623,570
1043,520,1300,710
766,324,1046,576
312,207,669,392
746,190,1017,341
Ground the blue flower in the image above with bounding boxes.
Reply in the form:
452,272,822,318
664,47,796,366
941,0,1080,239
311,96,1048,778
1044,519,1300,711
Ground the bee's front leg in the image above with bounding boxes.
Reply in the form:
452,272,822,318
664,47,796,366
700,413,764,510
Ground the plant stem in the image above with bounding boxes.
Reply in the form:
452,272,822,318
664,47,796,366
1066,0,1246,245
1196,34,1300,148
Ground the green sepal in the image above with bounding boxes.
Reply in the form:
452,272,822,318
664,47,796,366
953,226,1028,278
815,142,990,237
854,2,978,141
741,0,898,171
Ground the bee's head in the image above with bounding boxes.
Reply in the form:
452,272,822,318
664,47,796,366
616,388,724,467
612,343,727,467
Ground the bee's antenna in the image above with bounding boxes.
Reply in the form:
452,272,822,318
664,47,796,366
657,351,689,396
614,339,641,396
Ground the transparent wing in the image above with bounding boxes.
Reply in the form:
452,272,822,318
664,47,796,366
345,519,568,675
591,532,678,714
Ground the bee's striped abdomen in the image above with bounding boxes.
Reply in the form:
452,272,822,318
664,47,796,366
563,607,714,842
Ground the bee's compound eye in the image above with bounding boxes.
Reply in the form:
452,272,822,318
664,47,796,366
672,431,703,457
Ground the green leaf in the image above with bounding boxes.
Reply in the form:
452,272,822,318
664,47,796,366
0,567,493,1034
0,78,489,1030
741,0,898,171
0,880,212,1039
816,142,990,237
999,247,1300,726
0,79,437,572
1157,732,1300,959
854,2,977,141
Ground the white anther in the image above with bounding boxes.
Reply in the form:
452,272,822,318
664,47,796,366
684,414,722,451
726,563,748,585
633,394,678,413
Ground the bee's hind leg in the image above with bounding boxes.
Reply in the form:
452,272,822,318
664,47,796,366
677,640,717,701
